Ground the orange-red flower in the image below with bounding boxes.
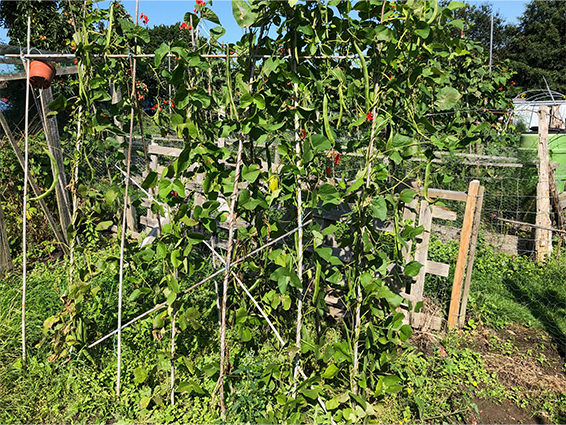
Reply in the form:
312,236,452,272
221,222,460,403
180,22,188,30
367,112,374,121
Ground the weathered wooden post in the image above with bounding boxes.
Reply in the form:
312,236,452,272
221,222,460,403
0,200,13,277
40,87,72,239
458,185,485,328
0,108,69,254
448,179,480,328
536,105,552,262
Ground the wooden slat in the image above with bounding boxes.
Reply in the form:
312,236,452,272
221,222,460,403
148,144,182,157
425,260,450,277
0,65,78,82
418,187,468,202
140,216,158,228
448,180,480,328
412,200,433,303
459,185,485,327
432,205,457,221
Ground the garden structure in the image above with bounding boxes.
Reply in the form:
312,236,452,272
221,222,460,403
1,1,565,423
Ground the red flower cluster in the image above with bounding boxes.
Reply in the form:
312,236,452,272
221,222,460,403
325,167,331,175
140,13,149,25
196,0,205,5
180,22,192,30
333,152,341,165
300,129,306,140
366,112,374,121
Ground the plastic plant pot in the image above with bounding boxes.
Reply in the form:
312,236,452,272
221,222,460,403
28,60,57,89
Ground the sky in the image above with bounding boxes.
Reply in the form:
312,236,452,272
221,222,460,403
0,0,530,47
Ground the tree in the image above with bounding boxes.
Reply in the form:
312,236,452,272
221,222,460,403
503,1,566,93
0,0,74,51
453,2,508,55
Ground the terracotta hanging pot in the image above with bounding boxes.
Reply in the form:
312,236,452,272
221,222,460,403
29,60,56,89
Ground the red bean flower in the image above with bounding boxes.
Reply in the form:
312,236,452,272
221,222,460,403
196,0,206,5
300,129,306,140
325,167,331,175
180,22,188,30
334,152,341,165
367,112,374,121
140,13,149,25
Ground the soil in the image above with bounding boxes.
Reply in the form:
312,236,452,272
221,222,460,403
411,324,566,424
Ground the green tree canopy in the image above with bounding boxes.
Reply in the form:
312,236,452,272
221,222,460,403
503,0,566,93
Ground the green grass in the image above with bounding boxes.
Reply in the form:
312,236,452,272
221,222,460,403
2,236,566,423
427,236,566,347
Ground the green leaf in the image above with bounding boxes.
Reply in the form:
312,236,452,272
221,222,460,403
326,397,340,410
171,250,182,269
134,367,148,384
404,260,423,277
172,179,186,198
210,26,226,39
371,197,387,220
201,7,220,24
446,1,465,10
399,324,413,342
240,326,252,342
415,22,430,39
232,0,258,27
240,93,253,109
139,396,151,409
177,381,193,393
315,246,333,262
158,179,173,198
322,363,339,379
47,95,67,113
435,86,461,110
152,315,165,329
141,171,158,189
242,164,261,183
311,134,331,153
95,221,113,231
301,388,319,400
252,94,266,110
399,189,416,204
154,42,169,67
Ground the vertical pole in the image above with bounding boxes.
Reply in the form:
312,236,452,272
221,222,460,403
536,105,552,262
69,105,82,285
448,180,480,328
353,82,379,395
117,0,139,398
219,137,244,415
292,46,304,396
22,15,31,364
168,43,171,116
458,185,485,328
489,13,493,74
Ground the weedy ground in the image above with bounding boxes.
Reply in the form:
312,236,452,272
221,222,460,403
1,240,565,424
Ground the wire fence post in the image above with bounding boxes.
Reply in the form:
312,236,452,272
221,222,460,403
536,105,552,262
21,15,31,364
